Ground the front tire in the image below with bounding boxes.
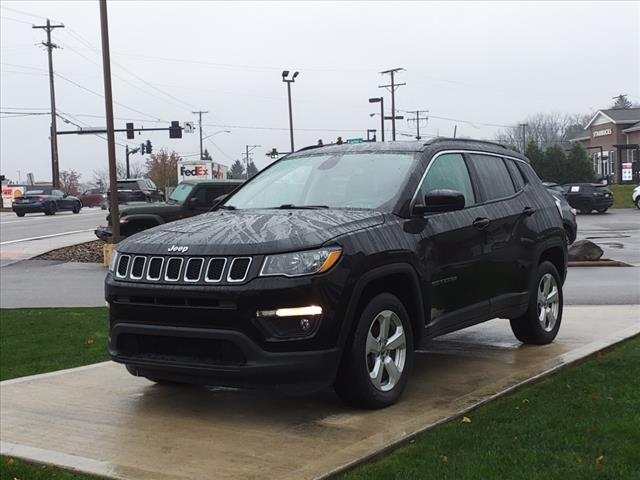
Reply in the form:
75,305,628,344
15,212,25,217
597,208,608,214
72,202,81,214
510,261,563,345
334,293,413,409
635,197,640,210
44,202,57,215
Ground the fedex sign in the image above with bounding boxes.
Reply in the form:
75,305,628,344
177,161,213,181
180,165,209,177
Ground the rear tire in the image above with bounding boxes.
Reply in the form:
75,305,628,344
510,261,563,345
635,197,640,210
44,202,56,215
597,208,608,214
72,202,81,214
334,293,413,409
16,212,25,217
579,209,591,214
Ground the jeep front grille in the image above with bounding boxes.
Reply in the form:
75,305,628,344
114,254,253,285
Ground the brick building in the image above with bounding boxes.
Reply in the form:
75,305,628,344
569,107,640,184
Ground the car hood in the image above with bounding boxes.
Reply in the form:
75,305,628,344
119,209,384,256
120,202,182,216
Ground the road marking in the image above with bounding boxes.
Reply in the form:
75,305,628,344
0,229,94,245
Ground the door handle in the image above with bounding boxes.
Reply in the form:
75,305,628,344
472,217,490,230
522,206,536,216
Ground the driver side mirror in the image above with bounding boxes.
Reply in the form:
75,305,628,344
413,189,465,215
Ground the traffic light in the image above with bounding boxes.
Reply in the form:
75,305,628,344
169,121,182,139
145,140,152,154
268,148,278,159
126,122,135,139
140,143,146,154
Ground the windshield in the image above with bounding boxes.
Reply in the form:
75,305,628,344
225,152,416,210
168,183,194,203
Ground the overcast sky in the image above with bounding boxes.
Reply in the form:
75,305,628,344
1,0,638,185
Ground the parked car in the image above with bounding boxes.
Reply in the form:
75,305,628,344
95,179,243,240
107,178,164,203
563,183,613,214
12,188,82,217
78,187,107,209
543,183,577,244
633,184,640,209
106,139,567,409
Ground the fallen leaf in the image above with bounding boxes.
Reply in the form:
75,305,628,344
576,457,584,464
86,337,95,345
461,416,471,424
595,454,605,469
522,399,529,404
606,396,614,401
440,454,448,463
6,458,14,465
591,395,603,401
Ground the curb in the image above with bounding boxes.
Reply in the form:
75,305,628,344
568,259,631,267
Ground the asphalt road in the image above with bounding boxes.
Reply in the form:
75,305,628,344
0,208,106,244
574,208,640,266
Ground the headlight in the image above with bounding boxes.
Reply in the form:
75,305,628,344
108,249,119,272
260,247,342,277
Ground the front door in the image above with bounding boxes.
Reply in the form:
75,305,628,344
413,152,490,335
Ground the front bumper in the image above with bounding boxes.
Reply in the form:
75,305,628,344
95,225,112,241
106,269,349,390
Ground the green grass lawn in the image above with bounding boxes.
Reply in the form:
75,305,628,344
0,307,108,381
609,184,637,208
0,309,638,479
343,335,640,480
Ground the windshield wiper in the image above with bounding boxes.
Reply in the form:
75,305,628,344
277,204,330,210
218,204,236,210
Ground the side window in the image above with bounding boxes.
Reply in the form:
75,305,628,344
506,159,526,191
52,189,64,197
468,154,516,201
418,153,475,207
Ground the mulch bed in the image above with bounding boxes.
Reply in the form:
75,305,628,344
35,240,105,264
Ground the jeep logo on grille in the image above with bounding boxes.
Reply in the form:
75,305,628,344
168,245,189,253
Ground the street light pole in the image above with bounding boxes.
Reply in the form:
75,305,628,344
282,71,299,152
193,110,208,160
520,123,528,153
368,97,385,142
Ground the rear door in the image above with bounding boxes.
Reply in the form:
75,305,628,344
414,152,490,334
466,154,531,313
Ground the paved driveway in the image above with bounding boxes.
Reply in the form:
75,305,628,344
1,305,638,480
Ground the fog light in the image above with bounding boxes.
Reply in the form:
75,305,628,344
299,318,311,331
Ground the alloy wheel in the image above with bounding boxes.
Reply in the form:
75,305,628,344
365,310,407,392
537,273,559,332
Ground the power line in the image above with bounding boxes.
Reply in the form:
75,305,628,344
0,15,33,25
0,5,49,21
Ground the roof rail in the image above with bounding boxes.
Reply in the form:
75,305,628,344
425,137,510,149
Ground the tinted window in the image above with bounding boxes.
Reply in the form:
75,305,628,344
52,190,64,197
506,160,526,191
419,153,475,206
469,154,516,201
117,181,139,190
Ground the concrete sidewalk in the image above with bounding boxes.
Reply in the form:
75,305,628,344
1,305,638,480
0,260,106,308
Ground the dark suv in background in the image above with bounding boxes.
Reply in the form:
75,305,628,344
108,178,164,203
106,139,567,408
564,183,613,214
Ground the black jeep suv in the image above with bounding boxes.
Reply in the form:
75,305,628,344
106,139,567,408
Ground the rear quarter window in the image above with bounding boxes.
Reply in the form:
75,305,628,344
506,160,526,191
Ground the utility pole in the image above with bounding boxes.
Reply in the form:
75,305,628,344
379,68,405,141
453,125,458,138
519,123,528,153
282,71,299,152
99,0,120,243
406,110,429,141
33,19,64,188
244,144,260,179
192,110,208,160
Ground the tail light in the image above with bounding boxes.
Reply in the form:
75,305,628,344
37,196,45,202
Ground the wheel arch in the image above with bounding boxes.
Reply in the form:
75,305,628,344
537,240,567,284
339,263,426,352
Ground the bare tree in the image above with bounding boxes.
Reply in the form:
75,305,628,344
495,111,594,151
59,169,82,195
92,160,145,187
